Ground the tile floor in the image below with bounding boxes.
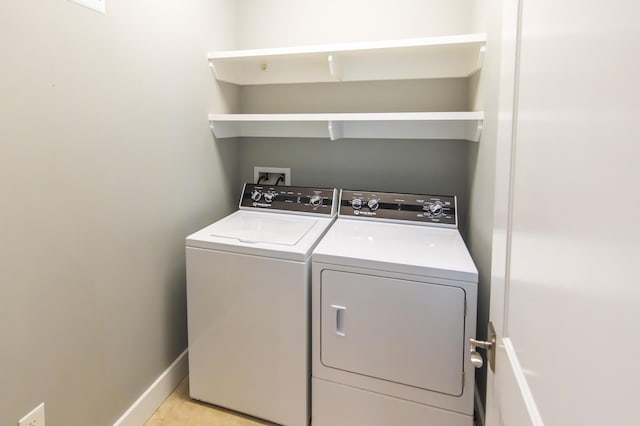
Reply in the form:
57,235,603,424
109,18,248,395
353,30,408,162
144,377,274,426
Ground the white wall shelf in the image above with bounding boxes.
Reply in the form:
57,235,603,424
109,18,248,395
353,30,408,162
208,34,485,142
208,112,484,142
208,33,487,85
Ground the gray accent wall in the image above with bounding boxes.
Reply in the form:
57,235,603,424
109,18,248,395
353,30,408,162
0,1,238,425
239,137,471,234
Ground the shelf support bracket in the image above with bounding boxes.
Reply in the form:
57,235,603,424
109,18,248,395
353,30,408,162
465,119,483,142
208,60,218,78
474,46,486,75
328,120,343,141
208,120,242,138
328,53,342,81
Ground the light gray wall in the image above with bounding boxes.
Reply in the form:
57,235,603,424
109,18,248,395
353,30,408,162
240,79,469,114
0,1,238,425
240,136,470,197
233,0,478,237
236,0,473,48
466,0,504,411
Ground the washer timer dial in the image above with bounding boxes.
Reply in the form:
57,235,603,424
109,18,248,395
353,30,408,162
250,189,262,202
367,199,380,211
263,192,274,203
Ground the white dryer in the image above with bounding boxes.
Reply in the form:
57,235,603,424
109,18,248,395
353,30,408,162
311,189,478,426
186,183,337,426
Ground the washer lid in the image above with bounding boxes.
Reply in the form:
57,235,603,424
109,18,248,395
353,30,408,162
186,210,335,261
208,212,316,245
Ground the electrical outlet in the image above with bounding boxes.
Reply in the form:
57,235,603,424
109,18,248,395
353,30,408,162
18,403,45,426
254,167,291,185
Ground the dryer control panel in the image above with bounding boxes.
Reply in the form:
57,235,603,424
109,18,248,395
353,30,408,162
339,189,457,227
240,183,337,216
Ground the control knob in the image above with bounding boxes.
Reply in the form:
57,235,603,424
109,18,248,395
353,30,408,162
351,198,363,209
309,194,323,207
424,202,443,217
367,199,380,211
250,190,262,202
263,192,275,203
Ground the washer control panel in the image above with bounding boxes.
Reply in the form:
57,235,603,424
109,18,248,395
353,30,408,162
240,183,337,216
340,189,457,227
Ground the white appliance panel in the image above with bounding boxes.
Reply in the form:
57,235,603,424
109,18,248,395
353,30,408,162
312,378,472,426
186,247,309,426
207,211,317,245
313,219,477,282
312,262,477,416
186,210,334,261
320,269,465,396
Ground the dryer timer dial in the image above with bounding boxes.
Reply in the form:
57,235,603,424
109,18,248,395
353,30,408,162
310,194,323,207
424,202,443,217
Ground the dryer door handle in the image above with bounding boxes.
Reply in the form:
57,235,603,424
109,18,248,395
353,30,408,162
330,305,346,336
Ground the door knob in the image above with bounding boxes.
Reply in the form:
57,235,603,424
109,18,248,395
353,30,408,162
470,351,484,368
469,321,497,372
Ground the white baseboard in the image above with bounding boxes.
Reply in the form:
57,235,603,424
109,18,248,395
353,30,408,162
474,385,486,426
113,348,188,426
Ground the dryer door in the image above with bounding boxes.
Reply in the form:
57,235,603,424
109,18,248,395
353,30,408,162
320,270,466,396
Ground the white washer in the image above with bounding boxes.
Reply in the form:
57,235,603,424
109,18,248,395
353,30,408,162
187,183,337,426
311,189,478,426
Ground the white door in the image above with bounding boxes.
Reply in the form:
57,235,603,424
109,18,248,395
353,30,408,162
486,0,640,425
320,270,466,395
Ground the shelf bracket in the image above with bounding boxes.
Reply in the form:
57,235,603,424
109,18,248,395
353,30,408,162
474,46,486,75
208,60,217,78
465,119,483,142
327,120,343,141
328,53,342,81
208,120,243,138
